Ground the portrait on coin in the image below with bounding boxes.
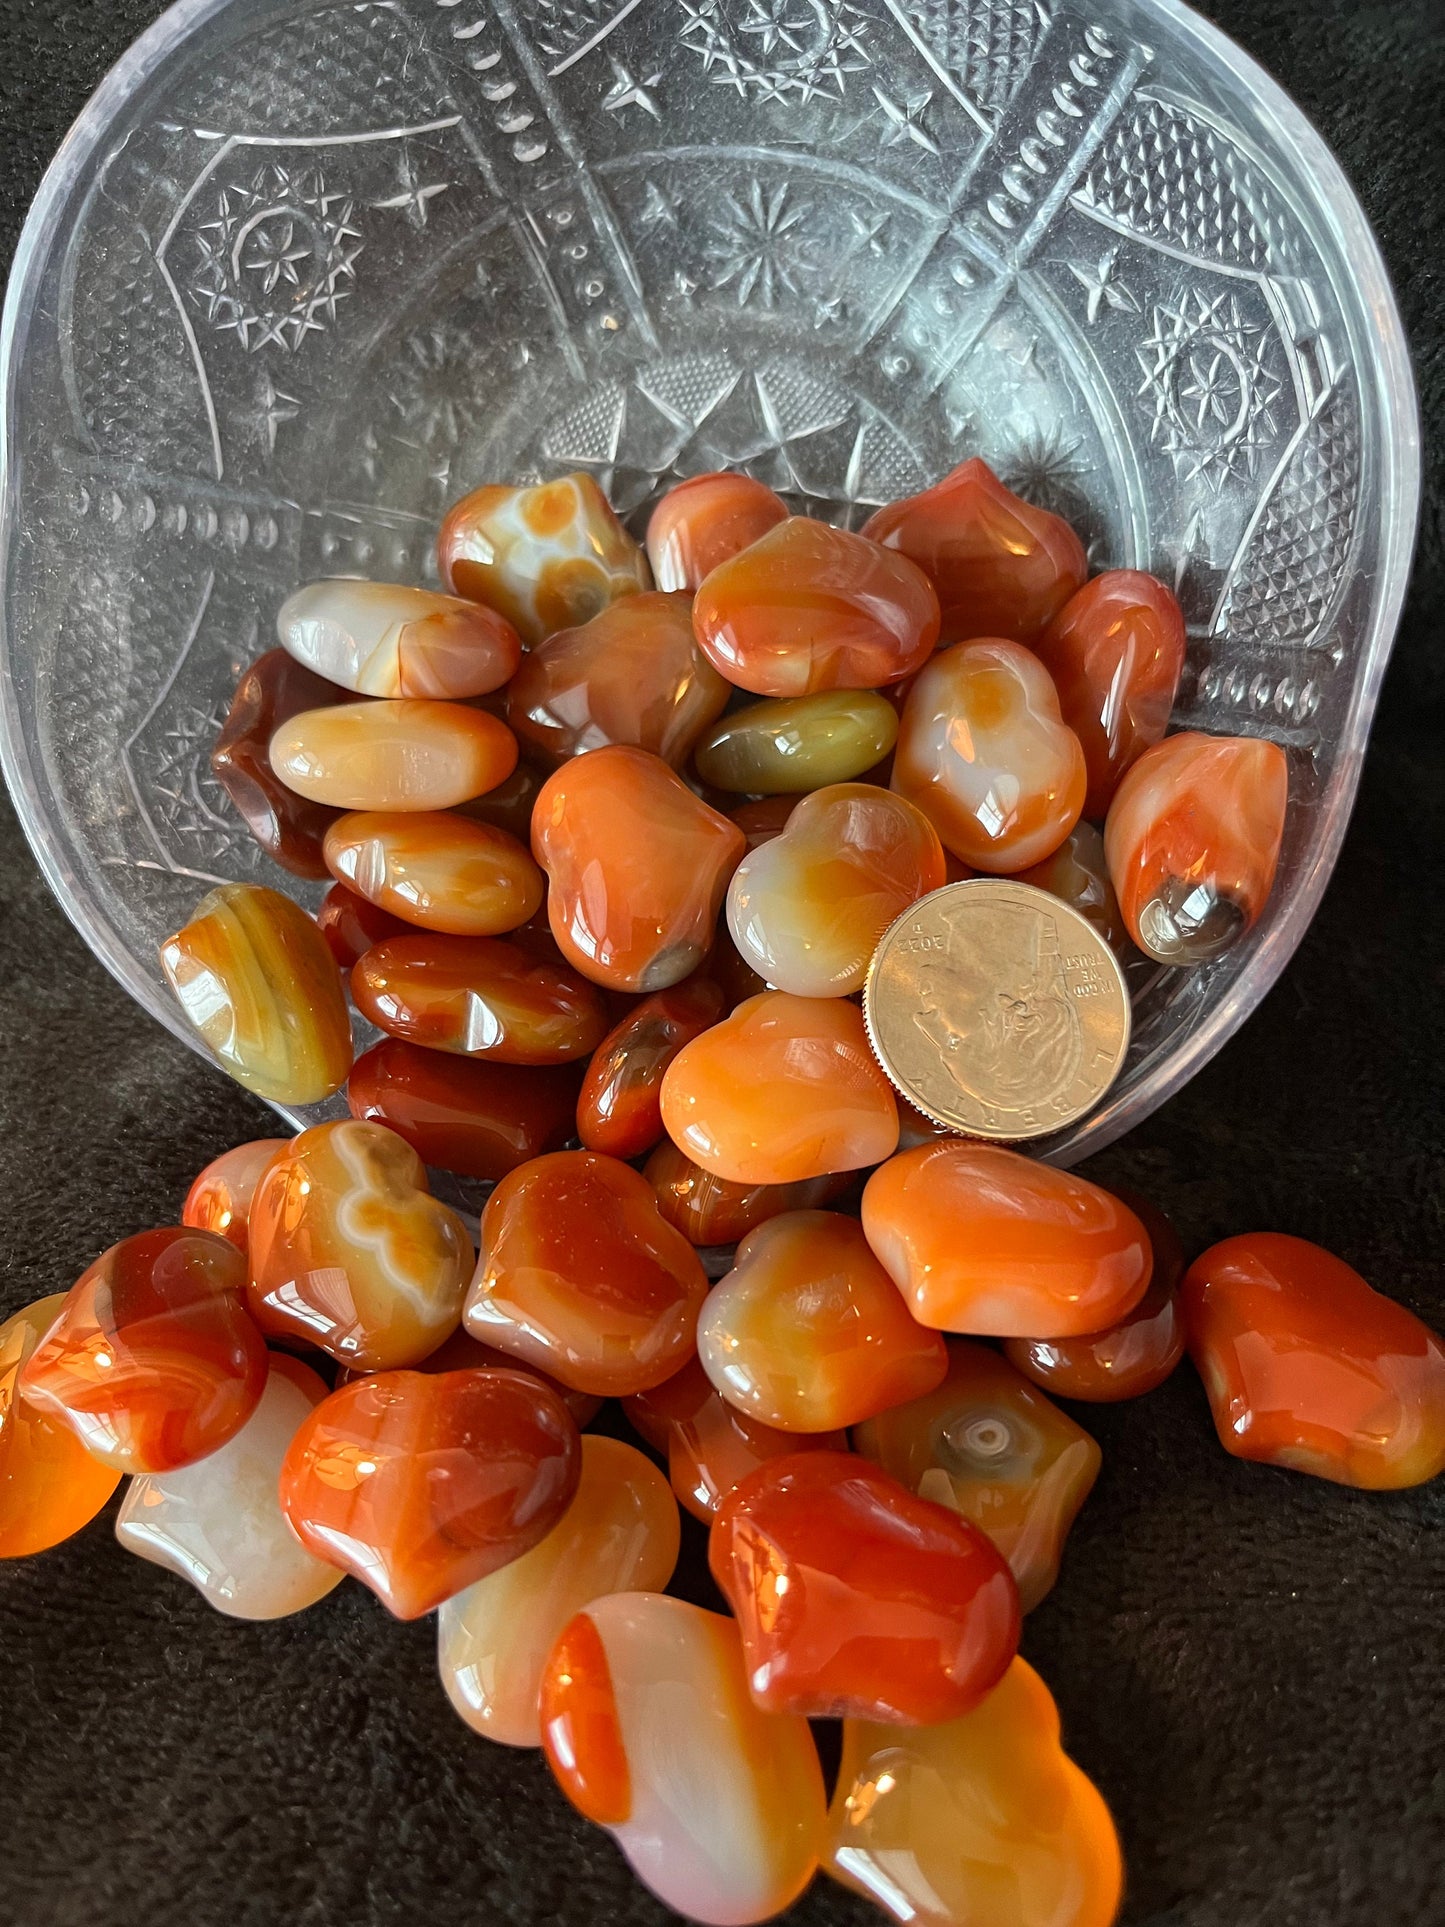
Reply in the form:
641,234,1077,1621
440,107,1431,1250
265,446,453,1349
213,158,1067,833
912,900,1083,1110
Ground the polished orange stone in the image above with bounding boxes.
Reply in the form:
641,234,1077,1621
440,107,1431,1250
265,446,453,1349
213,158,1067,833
352,932,609,1064
324,810,545,936
1015,821,1132,961
1005,1191,1185,1402
698,1212,948,1432
662,991,899,1185
533,746,746,992
1104,730,1288,964
348,1038,581,1183
160,883,354,1105
315,881,410,968
278,1366,580,1618
693,518,940,697
19,1229,267,1475
507,591,730,768
539,1594,826,1924
854,1340,1101,1612
644,1139,856,1247
1,1295,122,1557
863,1141,1151,1336
270,699,518,813
1181,1233,1445,1489
277,578,522,699
438,473,651,645
1033,569,1187,818
465,1150,710,1395
710,1450,1019,1723
182,1139,288,1257
825,1657,1123,1927
248,1121,473,1371
210,649,349,878
892,639,1086,871
576,979,726,1159
626,1357,847,1521
646,472,790,591
727,783,945,997
439,1435,679,1747
862,458,1086,644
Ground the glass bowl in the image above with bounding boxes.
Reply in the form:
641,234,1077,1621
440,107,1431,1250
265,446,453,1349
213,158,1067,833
0,0,1419,1165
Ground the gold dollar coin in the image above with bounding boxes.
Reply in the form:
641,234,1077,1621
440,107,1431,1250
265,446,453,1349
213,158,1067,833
863,879,1130,1141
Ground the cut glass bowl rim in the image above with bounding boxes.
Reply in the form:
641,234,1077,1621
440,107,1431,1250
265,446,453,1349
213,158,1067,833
0,0,1421,1164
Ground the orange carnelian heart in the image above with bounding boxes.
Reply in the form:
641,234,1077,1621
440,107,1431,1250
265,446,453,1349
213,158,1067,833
279,1366,580,1619
862,457,1086,644
697,1212,948,1433
625,1357,847,1522
1104,730,1288,965
576,979,726,1160
464,1150,709,1396
646,472,789,592
19,1229,267,1475
661,991,899,1185
532,746,746,992
710,1449,1020,1724
181,1139,288,1257
693,518,940,697
1182,1232,1445,1489
352,933,608,1064
862,1141,1150,1336
1032,569,1186,818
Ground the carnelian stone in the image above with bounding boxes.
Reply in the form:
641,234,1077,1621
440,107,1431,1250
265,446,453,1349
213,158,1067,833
825,1658,1123,1927
626,1358,847,1521
438,473,651,645
1005,1191,1185,1402
278,1366,580,1618
248,1121,473,1371
646,472,789,591
348,1039,580,1183
533,746,746,992
727,783,945,997
160,883,353,1105
278,579,521,699
352,933,609,1065
693,518,940,697
1015,822,1132,961
1181,1233,1445,1489
576,979,726,1159
540,1594,825,1924
854,1340,1101,1612
270,699,518,813
662,991,899,1185
1105,730,1289,964
507,591,729,768
182,1139,287,1257
710,1450,1019,1723
440,1435,679,1747
210,649,349,877
862,457,1086,644
644,1139,855,1247
465,1151,710,1395
324,810,545,937
19,1229,267,1475
1033,569,1187,817
699,1212,948,1432
862,1142,1150,1337
1,1295,122,1557
892,639,1086,872
315,882,409,969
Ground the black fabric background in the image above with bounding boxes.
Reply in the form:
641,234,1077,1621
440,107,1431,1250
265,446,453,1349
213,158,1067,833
0,3,1441,1923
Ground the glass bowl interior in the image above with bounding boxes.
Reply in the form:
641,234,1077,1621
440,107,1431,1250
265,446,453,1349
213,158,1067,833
0,0,1419,1164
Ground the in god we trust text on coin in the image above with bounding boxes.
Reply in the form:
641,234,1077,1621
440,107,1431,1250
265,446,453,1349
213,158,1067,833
863,880,1131,1142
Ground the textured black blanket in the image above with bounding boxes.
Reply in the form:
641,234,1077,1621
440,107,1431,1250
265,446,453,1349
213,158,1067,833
0,2,1441,1923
